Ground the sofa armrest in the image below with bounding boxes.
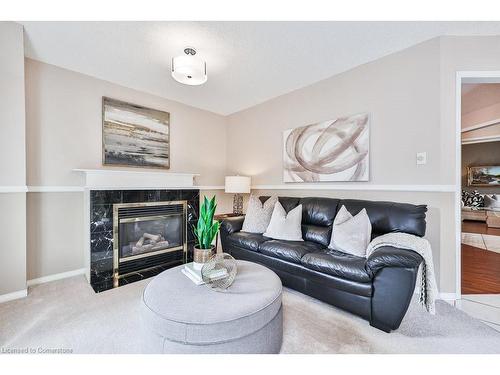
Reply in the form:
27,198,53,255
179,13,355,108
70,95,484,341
366,246,424,332
220,216,245,235
366,246,423,277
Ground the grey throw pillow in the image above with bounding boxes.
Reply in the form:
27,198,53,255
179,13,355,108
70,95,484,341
241,195,278,233
484,194,500,210
263,202,303,241
329,205,372,257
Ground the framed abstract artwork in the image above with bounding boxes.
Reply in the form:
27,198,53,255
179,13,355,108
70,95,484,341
283,113,369,182
102,97,170,169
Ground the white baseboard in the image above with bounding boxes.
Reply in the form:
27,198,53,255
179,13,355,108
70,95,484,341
27,268,86,287
439,293,458,301
0,289,27,303
414,287,458,302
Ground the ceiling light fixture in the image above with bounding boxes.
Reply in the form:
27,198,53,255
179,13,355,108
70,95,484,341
171,47,207,86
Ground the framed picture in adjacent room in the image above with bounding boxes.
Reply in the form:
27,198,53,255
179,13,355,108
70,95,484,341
102,97,170,169
283,113,369,182
468,166,500,186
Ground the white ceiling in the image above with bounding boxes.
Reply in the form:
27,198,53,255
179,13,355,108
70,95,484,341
20,22,500,115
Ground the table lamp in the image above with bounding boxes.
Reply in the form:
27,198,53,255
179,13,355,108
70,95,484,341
225,176,251,214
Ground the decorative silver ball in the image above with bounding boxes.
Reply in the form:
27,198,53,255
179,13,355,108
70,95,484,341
201,253,237,291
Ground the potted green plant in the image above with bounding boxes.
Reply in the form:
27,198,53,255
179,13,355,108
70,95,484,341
193,196,221,269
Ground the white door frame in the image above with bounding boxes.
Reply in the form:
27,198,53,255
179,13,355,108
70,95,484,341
455,71,500,300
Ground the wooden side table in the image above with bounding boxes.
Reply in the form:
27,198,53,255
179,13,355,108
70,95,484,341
214,213,245,253
214,213,244,221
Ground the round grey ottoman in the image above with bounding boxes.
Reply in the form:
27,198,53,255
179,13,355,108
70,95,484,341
141,260,283,354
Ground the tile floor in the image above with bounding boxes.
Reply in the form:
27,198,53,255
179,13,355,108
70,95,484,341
462,232,500,254
455,294,500,332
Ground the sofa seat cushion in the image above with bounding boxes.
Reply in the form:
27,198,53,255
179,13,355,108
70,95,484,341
301,249,371,282
259,240,323,264
226,232,269,252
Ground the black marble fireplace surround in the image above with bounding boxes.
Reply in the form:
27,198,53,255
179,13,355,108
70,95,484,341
90,189,199,292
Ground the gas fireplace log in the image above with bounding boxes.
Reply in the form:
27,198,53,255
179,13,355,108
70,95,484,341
152,240,169,249
136,236,145,247
132,240,170,254
132,243,155,253
135,233,162,247
143,233,161,242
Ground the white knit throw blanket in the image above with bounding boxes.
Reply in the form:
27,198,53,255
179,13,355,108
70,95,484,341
366,233,438,314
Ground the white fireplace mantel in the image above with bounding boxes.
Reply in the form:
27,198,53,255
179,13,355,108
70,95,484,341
73,169,200,190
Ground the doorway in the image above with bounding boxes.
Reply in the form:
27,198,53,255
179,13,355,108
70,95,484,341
456,73,500,330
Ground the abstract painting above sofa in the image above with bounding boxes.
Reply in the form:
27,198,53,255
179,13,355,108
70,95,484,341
283,113,369,182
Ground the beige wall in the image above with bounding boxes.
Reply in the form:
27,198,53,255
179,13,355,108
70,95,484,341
0,22,26,296
227,38,442,185
25,58,227,187
24,59,228,280
26,193,83,280
0,22,26,187
0,195,27,294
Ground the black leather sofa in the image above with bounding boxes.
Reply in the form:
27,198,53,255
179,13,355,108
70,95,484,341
220,197,427,332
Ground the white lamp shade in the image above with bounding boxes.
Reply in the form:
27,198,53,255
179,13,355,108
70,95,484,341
171,54,207,86
225,176,251,194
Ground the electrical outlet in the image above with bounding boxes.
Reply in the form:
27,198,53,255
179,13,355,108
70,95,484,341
416,152,427,165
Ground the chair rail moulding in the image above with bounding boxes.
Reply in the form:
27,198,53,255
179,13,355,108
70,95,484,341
251,184,456,192
27,186,85,192
0,186,28,193
72,169,200,190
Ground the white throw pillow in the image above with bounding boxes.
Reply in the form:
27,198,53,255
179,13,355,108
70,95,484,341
329,205,372,257
242,195,278,233
263,202,303,241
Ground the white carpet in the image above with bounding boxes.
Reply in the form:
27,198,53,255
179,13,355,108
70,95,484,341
1,275,500,354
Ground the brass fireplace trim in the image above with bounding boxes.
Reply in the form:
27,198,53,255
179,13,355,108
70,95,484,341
112,200,188,285
119,245,185,263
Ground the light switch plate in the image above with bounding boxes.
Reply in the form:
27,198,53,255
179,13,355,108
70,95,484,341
416,152,427,165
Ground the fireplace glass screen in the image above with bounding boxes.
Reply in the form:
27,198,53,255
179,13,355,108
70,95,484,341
119,214,183,259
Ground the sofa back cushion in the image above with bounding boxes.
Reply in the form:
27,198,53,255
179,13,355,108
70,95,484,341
258,196,427,244
338,199,427,238
299,197,339,246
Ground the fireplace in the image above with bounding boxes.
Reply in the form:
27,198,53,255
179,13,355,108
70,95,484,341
113,201,187,287
89,189,199,293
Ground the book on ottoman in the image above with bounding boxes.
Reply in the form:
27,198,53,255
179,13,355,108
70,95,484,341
182,262,229,285
182,263,205,285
